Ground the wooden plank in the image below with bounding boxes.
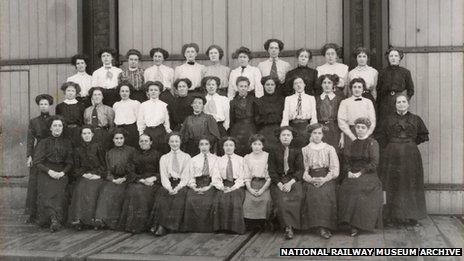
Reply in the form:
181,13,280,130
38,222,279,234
427,0,440,46
227,0,240,58
415,0,428,46
415,53,430,183
65,0,78,56
171,0,183,54
425,190,440,214
439,53,453,184
202,0,213,51
306,0,317,49
132,0,143,52
18,0,30,59
250,0,263,51
182,0,192,43
141,0,153,54
282,0,295,50
260,0,272,45
450,191,463,215
161,0,173,52
212,0,227,61
404,0,416,47
55,0,67,58
389,0,406,46
8,0,20,59
241,0,252,48
439,191,452,215
293,0,306,49
315,0,327,47
431,216,464,248
451,53,464,185
271,0,283,39
327,0,343,45
47,0,58,59
440,0,453,46
427,53,441,184
191,0,203,48
37,0,48,58
152,0,162,49
0,0,10,59
118,0,132,54
451,0,464,46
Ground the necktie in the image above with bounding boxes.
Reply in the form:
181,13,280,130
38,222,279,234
91,106,99,127
270,58,278,79
202,153,209,176
354,98,362,101
172,151,180,174
154,66,164,82
206,96,218,115
241,66,246,75
320,95,332,121
283,146,290,174
226,155,234,181
296,94,302,116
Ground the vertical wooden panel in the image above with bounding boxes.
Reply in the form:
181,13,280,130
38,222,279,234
427,53,441,184
191,0,203,48
415,0,428,46
141,0,153,53
427,0,440,46
282,0,295,50
250,0,263,51
389,0,406,46
271,0,284,39
327,0,343,44
440,0,453,46
132,0,143,51
241,0,253,48
315,0,327,47
151,0,162,48
212,0,227,60
161,0,172,51
118,0,132,53
439,53,453,184
171,0,183,53
0,0,10,59
65,0,78,56
18,0,30,59
182,0,192,43
451,0,464,46
47,0,58,58
404,0,416,47
8,0,20,59
261,0,272,44
294,0,306,48
451,53,464,185
37,0,48,58
415,53,430,183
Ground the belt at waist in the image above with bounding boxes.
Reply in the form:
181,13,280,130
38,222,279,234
388,90,406,96
223,179,236,188
169,177,181,187
116,122,136,127
217,121,224,124
319,119,336,125
146,125,164,129
290,119,311,124
389,137,414,143
309,167,329,178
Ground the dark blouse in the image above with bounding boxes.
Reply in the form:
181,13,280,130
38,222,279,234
33,135,73,174
346,138,379,175
315,94,344,122
180,112,220,141
168,95,194,130
230,94,256,125
73,141,107,178
255,92,284,129
55,102,86,126
377,111,429,147
283,66,319,96
105,145,137,179
268,145,304,184
159,90,175,108
27,113,51,157
377,65,414,98
130,148,161,182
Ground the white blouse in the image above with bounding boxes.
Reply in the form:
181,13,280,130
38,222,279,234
185,152,219,188
174,62,205,89
281,93,318,126
228,65,263,99
211,154,246,189
337,96,376,136
204,93,230,130
348,65,379,98
243,152,270,181
301,142,339,180
144,64,175,90
67,72,92,97
112,99,140,125
316,62,349,88
136,98,170,134
159,150,191,190
91,66,123,89
257,58,291,83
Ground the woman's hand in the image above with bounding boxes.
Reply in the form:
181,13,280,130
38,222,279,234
348,172,362,179
112,177,126,184
26,156,32,168
339,135,344,149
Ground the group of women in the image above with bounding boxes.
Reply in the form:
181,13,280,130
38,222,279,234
25,39,429,240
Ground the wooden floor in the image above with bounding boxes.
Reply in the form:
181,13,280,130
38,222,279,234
0,210,463,261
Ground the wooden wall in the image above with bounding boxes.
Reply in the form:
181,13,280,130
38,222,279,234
390,0,464,214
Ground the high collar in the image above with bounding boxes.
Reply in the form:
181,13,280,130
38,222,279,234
396,110,408,116
355,65,369,71
321,92,335,100
63,99,78,105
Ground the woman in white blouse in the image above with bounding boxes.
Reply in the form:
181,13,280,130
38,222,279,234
91,48,123,107
316,43,349,97
68,54,92,106
182,138,219,232
211,137,246,234
203,76,230,137
174,43,205,93
243,134,272,231
137,81,172,153
281,77,318,149
202,45,230,96
112,82,141,148
145,48,174,91
348,47,378,104
228,46,263,99
150,132,191,236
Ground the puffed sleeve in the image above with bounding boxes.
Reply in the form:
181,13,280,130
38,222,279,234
211,159,224,190
207,115,221,140
243,155,252,182
232,157,245,188
337,99,351,135
327,145,340,180
309,96,318,124
415,115,429,145
159,155,172,190
280,97,290,126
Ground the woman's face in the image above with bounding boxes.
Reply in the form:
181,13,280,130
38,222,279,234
206,79,218,95
388,50,401,66
81,128,94,142
50,120,64,137
199,139,211,153
351,82,364,97
321,78,334,93
208,48,220,63
113,133,125,147
147,85,161,99
395,95,409,112
184,47,197,62
310,127,323,144
119,85,130,100
75,59,87,73
152,52,164,66
355,124,368,138
325,48,338,64
356,52,368,66
128,54,139,69
38,99,50,114
65,86,77,100
101,52,113,66
237,53,249,67
176,81,189,96
264,79,276,95
293,78,305,93
251,140,263,153
92,90,104,105
237,81,249,96
223,140,235,155
169,135,181,151
268,42,280,58
298,51,310,66
279,130,293,146
139,135,152,151
191,98,204,113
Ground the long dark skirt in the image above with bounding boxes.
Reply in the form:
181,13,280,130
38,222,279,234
342,125,357,157
320,120,341,155
103,88,120,107
144,125,168,154
301,168,337,230
117,123,139,149
213,181,246,234
338,174,383,231
68,177,104,225
259,124,280,152
36,170,69,227
270,181,303,229
25,167,38,219
243,178,272,219
183,176,215,232
380,141,427,221
93,128,111,150
65,125,82,148
119,183,159,233
151,183,187,231
229,119,256,156
289,121,310,150
94,181,128,230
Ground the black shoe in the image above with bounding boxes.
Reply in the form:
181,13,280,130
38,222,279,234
350,227,359,237
284,226,294,240
150,225,158,234
71,220,83,231
93,219,104,230
50,219,61,233
319,227,331,239
155,225,167,237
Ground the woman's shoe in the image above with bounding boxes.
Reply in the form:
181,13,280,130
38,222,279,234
155,225,167,237
350,227,359,237
319,227,332,239
284,226,294,240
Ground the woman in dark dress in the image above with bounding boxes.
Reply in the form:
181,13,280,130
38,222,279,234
212,137,246,234
68,126,106,230
180,95,221,156
182,138,219,232
283,48,319,96
378,94,429,226
55,82,86,147
33,115,73,232
268,126,304,240
301,123,339,239
150,133,191,236
25,94,53,223
255,76,284,151
169,78,194,131
229,76,257,156
119,134,160,233
315,74,344,155
376,47,414,122
338,117,383,236
94,128,137,230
